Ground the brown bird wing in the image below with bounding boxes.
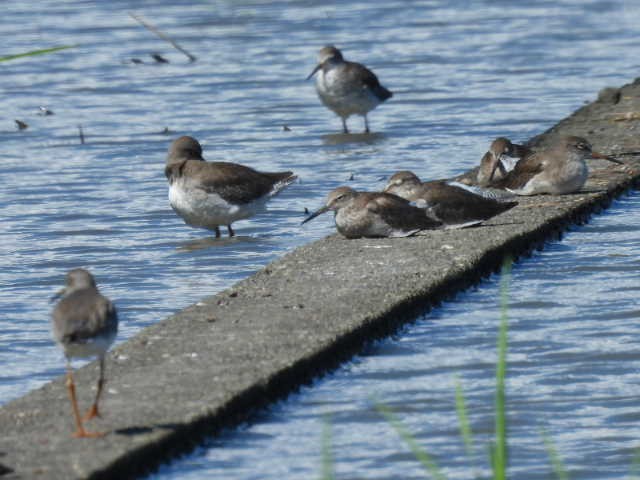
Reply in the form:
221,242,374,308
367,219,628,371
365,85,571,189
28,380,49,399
186,161,294,204
493,152,545,190
344,61,392,100
367,193,441,230
421,182,517,223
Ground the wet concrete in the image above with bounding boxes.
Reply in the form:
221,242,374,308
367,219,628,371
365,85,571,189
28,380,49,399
2,80,640,480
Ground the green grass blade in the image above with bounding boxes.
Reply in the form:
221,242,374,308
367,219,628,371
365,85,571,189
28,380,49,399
320,414,335,480
374,402,447,480
454,377,475,460
630,447,640,479
0,45,76,62
492,256,512,479
540,427,569,480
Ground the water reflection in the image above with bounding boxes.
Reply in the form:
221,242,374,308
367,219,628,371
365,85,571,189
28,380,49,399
152,193,640,480
321,132,386,145
176,236,259,252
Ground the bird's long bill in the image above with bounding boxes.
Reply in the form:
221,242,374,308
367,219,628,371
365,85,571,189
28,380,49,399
306,64,321,81
591,151,624,164
301,205,329,224
496,155,509,175
50,288,65,304
483,152,503,183
613,151,640,156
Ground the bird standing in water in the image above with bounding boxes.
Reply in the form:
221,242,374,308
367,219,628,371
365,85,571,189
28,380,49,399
307,46,392,134
165,136,297,237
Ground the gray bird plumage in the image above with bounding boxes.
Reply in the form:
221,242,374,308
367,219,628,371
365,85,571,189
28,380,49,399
384,171,517,227
52,269,118,356
307,46,392,134
491,136,623,195
51,268,117,438
302,186,441,238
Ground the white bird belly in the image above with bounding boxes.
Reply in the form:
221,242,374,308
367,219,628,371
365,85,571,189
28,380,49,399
169,181,266,229
513,161,588,195
61,330,116,359
316,69,380,118
554,160,588,194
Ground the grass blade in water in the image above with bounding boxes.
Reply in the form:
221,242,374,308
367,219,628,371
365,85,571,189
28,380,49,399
540,428,569,480
631,448,640,479
374,402,446,480
0,45,75,62
492,257,512,479
455,377,475,461
320,414,335,480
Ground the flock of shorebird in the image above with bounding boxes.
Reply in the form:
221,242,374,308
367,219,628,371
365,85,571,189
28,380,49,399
51,45,627,437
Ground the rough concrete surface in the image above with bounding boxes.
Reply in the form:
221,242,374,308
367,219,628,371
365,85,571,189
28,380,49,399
2,79,640,480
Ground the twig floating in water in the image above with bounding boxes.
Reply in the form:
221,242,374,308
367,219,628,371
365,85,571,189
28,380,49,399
151,53,169,63
129,13,196,62
78,125,85,144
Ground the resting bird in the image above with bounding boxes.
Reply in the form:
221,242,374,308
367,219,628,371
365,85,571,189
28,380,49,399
302,186,441,238
384,171,517,227
490,136,623,195
455,137,529,187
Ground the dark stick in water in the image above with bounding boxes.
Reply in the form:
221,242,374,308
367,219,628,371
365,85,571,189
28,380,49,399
128,13,196,62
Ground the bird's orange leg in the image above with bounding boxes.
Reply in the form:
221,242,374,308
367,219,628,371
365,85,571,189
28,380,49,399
83,357,105,421
65,363,104,438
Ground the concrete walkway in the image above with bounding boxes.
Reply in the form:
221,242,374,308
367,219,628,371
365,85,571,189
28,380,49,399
2,80,640,480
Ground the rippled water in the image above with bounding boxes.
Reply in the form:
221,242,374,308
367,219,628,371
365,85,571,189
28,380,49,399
151,191,640,479
2,0,640,477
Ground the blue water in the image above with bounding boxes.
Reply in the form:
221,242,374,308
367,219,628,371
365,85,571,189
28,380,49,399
151,192,640,479
1,0,640,478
